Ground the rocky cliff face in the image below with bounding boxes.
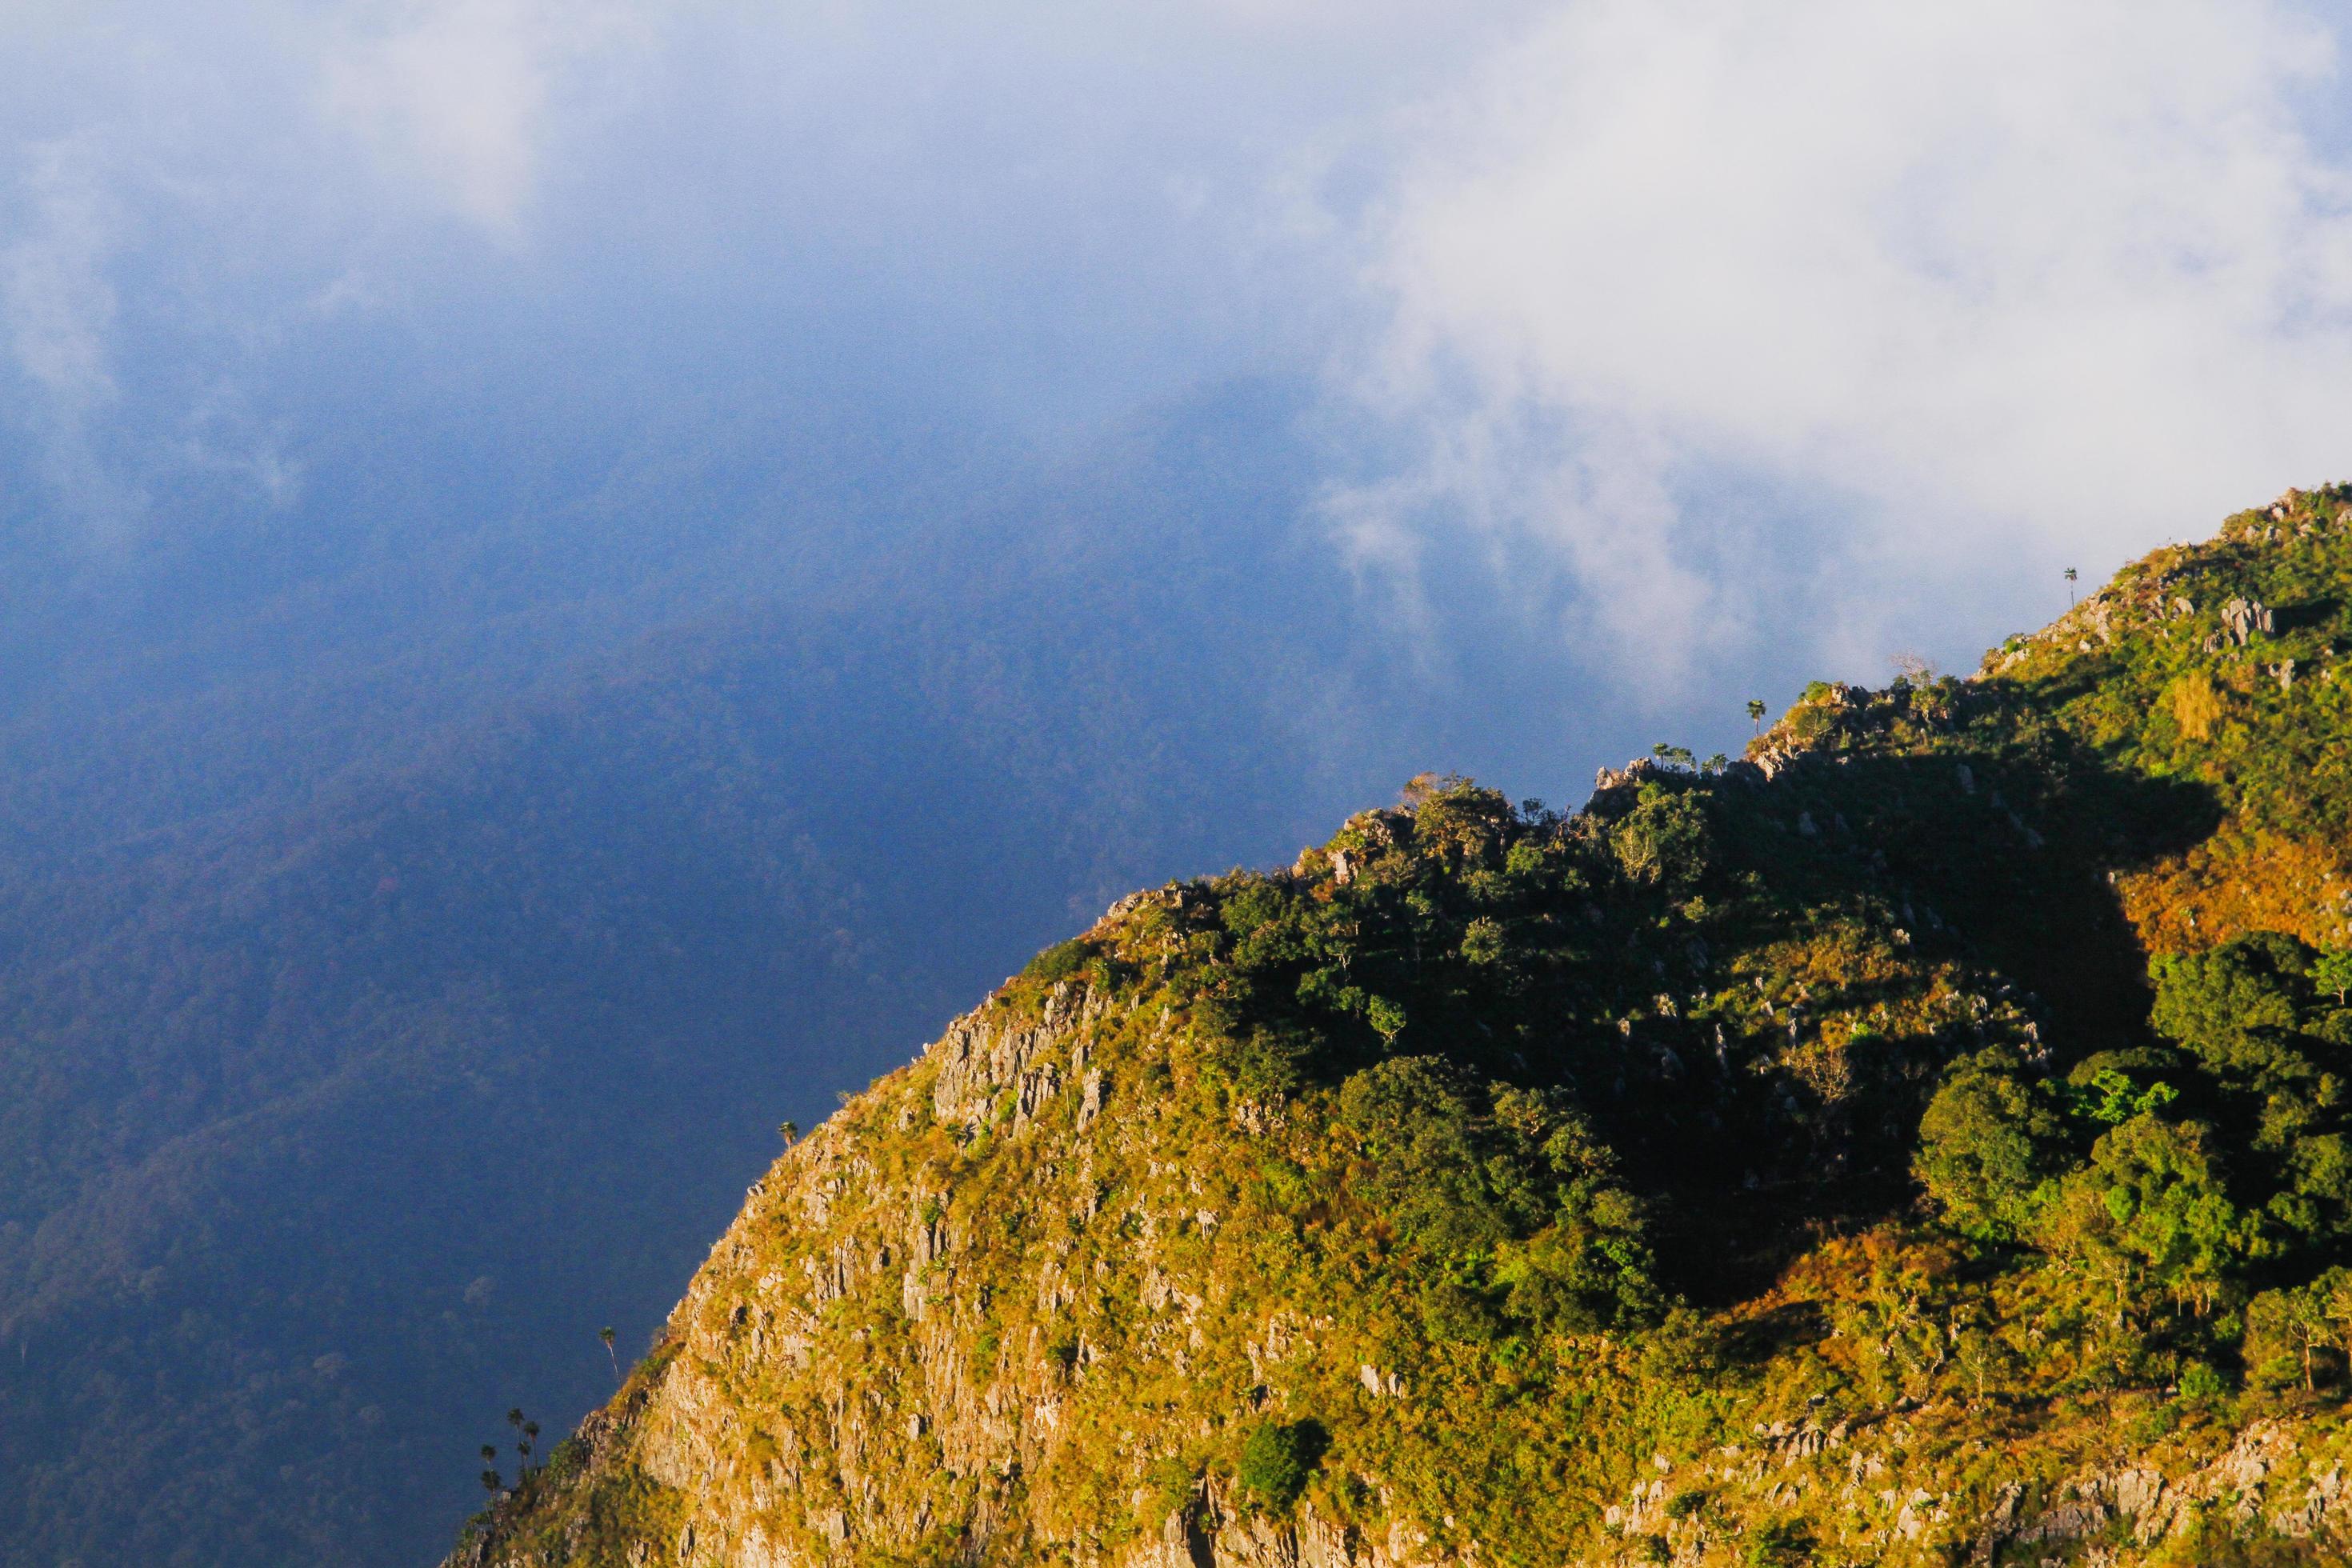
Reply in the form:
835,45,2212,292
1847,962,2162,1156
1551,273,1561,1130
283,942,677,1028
449,972,1498,1568
454,490,2352,1568
457,966,1507,1566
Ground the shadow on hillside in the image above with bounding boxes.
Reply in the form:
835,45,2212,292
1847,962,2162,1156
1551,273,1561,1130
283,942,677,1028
2275,596,2341,634
1643,738,2225,1311
1759,735,2222,1050
1713,1298,1829,1363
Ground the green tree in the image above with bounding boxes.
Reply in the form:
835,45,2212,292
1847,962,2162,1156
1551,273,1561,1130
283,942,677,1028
2246,1285,2329,1390
2314,948,2352,1006
2035,1114,2255,1322
2150,934,2308,1071
600,1325,619,1383
1746,698,1766,734
1236,1419,1327,1511
1338,1058,1514,1255
2318,1266,2352,1375
1610,782,1712,890
2062,1064,2179,1128
2178,1361,2230,1402
1338,1061,1656,1331
506,1408,533,1478
1916,1052,2066,1242
1954,1324,2008,1406
1217,1024,1316,1102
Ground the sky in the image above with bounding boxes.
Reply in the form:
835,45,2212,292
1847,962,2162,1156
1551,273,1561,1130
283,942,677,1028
10,0,2352,771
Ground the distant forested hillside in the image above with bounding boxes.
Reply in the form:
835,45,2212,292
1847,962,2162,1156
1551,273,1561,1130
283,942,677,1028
0,384,1549,1566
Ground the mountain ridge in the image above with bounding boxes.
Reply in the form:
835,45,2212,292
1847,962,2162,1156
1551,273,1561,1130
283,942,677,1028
452,487,2352,1567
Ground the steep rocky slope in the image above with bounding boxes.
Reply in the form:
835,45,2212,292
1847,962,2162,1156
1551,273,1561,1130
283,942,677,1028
454,490,2352,1566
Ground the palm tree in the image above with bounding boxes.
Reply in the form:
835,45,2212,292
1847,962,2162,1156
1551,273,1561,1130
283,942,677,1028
2065,566,2078,607
600,1325,619,1383
1746,698,1766,734
778,1120,800,1148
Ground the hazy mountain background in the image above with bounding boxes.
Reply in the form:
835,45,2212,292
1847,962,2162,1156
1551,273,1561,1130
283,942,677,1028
10,2,2352,1562
0,359,1789,1562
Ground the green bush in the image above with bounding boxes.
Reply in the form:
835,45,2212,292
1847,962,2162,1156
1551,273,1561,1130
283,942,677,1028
1020,937,1095,984
1255,1157,1314,1211
1610,782,1714,890
2150,933,2306,1070
1236,1419,1327,1512
1744,1519,1814,1566
1914,1050,2065,1242
2178,1361,2230,1402
1214,1025,1316,1102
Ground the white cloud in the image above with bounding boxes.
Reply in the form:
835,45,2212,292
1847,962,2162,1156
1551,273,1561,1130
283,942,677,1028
0,135,140,533
1343,0,2352,685
2,141,116,414
314,0,652,237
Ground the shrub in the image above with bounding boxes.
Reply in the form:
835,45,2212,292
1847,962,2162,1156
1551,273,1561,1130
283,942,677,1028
1610,782,1713,890
2178,1360,2230,1402
1215,1026,1315,1101
1744,1519,1814,1566
2149,933,2307,1070
1236,1419,1327,1512
1021,938,1094,984
1914,1051,2065,1243
1256,1157,1314,1211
